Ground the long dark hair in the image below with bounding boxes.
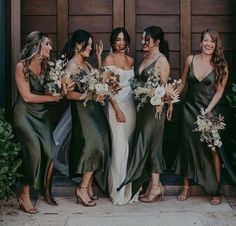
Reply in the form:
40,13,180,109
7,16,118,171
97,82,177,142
62,29,93,60
110,27,130,52
201,28,228,84
144,26,169,59
20,31,49,76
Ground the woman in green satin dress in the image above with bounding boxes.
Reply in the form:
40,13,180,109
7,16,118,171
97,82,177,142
118,26,173,202
13,31,62,213
173,29,236,205
63,30,111,207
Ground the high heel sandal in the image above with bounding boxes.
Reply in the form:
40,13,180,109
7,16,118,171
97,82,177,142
139,183,151,198
88,185,98,201
44,192,58,206
139,184,164,203
75,187,96,207
211,196,222,205
17,196,39,214
177,186,190,201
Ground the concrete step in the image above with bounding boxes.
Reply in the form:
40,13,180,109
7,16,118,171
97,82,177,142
52,171,236,197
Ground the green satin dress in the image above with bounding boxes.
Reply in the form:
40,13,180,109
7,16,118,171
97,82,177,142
174,59,236,195
69,69,111,193
118,59,166,196
13,69,53,194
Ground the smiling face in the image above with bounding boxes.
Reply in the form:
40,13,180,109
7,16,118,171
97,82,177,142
201,33,216,56
40,37,52,59
114,32,127,52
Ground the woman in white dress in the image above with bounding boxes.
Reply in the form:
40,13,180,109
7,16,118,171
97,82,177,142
103,27,138,205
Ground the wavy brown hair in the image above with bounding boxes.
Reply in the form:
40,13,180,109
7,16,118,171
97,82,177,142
201,29,228,84
20,31,50,78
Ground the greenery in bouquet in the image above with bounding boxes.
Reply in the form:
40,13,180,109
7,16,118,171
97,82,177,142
44,54,69,96
71,66,121,106
193,109,226,152
131,67,180,118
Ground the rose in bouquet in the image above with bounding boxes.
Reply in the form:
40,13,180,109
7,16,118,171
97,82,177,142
71,66,121,106
44,54,70,96
193,109,226,151
132,68,180,118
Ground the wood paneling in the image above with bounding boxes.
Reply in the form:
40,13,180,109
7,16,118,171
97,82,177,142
136,15,180,33
69,0,112,15
113,0,124,28
136,0,179,14
57,0,68,55
21,0,57,15
91,33,110,50
21,16,57,33
192,16,234,32
69,16,112,33
192,0,234,15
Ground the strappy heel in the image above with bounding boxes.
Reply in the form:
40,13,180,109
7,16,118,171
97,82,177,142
139,184,164,203
17,196,39,214
44,192,58,206
75,187,96,207
177,186,190,201
88,185,98,201
211,196,221,205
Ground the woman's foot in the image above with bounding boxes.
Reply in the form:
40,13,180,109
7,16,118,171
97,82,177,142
88,185,98,201
75,187,96,207
44,192,58,206
139,182,151,198
17,194,38,214
177,186,190,201
139,184,164,203
211,196,221,205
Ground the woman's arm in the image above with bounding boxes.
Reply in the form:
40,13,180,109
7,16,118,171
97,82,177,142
177,55,193,94
15,62,61,103
96,41,103,70
204,69,228,114
109,97,126,122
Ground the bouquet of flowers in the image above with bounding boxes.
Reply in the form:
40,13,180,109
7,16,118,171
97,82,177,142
71,66,121,106
44,54,70,96
132,67,181,119
193,109,226,151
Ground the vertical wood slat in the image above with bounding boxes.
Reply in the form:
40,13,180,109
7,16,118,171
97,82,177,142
125,0,136,58
57,0,68,55
113,0,124,28
11,0,21,105
180,0,191,74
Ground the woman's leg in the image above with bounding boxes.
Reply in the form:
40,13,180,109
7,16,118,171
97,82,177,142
88,174,98,200
45,161,58,205
18,184,38,213
75,171,96,206
139,173,164,202
177,177,191,201
211,151,222,205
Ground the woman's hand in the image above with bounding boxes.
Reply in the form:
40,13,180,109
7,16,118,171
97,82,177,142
93,94,105,103
61,76,75,95
115,109,126,122
201,107,211,115
96,40,103,57
166,103,173,121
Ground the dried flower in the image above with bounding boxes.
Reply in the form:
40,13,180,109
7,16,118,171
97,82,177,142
193,109,226,151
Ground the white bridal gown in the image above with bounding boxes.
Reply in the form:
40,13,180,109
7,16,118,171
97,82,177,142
107,66,138,205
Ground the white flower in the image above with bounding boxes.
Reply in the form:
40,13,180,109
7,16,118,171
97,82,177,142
154,85,165,98
95,83,103,92
150,96,162,106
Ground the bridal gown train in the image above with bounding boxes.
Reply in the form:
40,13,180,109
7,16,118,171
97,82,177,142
107,66,139,205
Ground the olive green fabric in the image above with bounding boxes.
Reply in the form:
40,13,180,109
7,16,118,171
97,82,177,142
13,69,53,194
69,70,111,193
174,60,236,195
118,59,166,196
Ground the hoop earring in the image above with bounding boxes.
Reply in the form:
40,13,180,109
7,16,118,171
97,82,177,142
126,46,130,53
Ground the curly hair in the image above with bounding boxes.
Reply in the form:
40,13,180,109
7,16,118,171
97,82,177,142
201,29,228,84
20,31,50,77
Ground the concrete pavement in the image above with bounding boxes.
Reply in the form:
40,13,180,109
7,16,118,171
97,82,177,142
0,196,236,226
